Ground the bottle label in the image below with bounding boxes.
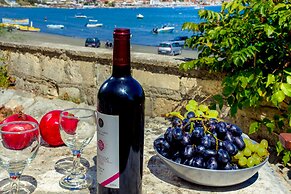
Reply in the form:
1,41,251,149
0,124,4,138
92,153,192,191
97,111,119,189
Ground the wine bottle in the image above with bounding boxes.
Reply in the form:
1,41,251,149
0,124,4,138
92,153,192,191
97,28,145,194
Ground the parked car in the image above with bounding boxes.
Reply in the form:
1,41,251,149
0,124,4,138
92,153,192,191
170,36,188,47
85,38,100,48
157,41,182,56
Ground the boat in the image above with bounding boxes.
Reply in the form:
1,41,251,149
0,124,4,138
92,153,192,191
19,26,40,32
85,23,103,28
152,26,175,34
46,24,64,29
75,14,87,18
89,19,98,22
194,5,205,9
2,18,29,25
136,14,144,19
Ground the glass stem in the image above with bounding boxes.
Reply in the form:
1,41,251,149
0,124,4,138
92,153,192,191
72,150,81,175
10,174,20,194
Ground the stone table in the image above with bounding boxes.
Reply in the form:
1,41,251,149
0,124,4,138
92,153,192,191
0,89,290,194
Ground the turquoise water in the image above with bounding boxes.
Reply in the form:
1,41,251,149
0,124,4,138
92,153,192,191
0,6,221,46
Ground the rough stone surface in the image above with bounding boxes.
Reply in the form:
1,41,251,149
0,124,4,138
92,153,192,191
0,89,290,194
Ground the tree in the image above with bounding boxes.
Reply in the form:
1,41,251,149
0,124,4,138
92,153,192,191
181,0,291,164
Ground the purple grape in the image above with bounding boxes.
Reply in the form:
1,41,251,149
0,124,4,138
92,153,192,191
181,133,192,146
172,117,182,127
183,145,195,159
206,157,218,170
164,127,173,143
203,149,217,158
229,124,243,136
186,111,195,119
223,141,238,156
224,131,234,143
233,136,246,150
192,156,204,168
206,134,216,148
217,149,230,164
201,136,212,149
223,162,232,170
195,145,206,155
190,126,204,143
172,127,183,141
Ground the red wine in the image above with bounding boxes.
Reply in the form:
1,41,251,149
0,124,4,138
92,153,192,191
97,28,145,194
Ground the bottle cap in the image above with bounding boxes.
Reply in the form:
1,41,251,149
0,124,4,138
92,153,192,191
114,28,130,40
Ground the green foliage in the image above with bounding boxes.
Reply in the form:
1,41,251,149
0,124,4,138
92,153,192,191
0,65,10,88
182,0,291,164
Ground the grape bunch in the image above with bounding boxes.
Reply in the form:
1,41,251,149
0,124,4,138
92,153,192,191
154,100,269,170
234,139,269,168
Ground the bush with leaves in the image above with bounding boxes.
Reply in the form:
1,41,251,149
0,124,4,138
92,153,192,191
181,0,291,165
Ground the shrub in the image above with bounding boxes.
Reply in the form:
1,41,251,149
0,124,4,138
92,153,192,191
181,0,291,165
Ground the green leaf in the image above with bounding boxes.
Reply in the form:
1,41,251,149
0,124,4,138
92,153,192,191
213,94,224,109
280,83,291,97
240,76,248,88
271,91,285,105
282,151,291,166
230,103,238,116
274,3,286,11
266,74,275,87
276,141,285,156
264,25,275,37
249,122,260,134
266,122,275,133
223,86,234,97
287,76,291,84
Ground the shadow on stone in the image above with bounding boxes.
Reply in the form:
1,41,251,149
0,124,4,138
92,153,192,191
0,175,37,193
176,57,195,62
54,156,90,175
147,155,258,192
88,155,97,194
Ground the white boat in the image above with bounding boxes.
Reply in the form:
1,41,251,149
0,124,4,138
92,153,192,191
152,26,175,34
46,24,64,29
75,14,87,18
85,23,103,28
89,19,98,22
194,5,205,9
136,14,144,19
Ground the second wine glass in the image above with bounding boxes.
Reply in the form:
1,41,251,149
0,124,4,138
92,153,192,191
58,108,96,190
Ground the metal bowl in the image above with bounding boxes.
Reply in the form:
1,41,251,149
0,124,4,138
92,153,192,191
153,135,269,187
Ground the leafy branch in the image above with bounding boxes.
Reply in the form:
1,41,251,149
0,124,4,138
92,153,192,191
182,0,291,165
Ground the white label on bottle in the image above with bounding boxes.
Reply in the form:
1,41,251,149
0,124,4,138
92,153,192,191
97,111,119,189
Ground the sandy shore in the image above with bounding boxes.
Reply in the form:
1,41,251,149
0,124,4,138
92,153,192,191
0,30,198,59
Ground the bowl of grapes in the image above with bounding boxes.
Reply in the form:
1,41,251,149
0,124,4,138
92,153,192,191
153,100,269,187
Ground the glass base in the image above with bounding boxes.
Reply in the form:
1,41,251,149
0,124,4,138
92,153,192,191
59,173,92,190
0,176,37,194
55,156,90,175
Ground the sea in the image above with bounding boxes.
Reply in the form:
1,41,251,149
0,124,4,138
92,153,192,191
0,6,221,46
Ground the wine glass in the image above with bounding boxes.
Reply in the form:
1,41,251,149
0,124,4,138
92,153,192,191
0,121,40,194
58,108,96,190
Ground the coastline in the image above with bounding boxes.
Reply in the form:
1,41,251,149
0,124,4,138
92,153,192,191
0,30,198,59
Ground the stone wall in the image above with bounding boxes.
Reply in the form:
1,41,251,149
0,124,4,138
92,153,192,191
0,41,281,144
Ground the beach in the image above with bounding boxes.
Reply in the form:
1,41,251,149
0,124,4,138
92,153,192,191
0,30,198,59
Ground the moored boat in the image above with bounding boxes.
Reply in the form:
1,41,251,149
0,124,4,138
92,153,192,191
136,14,144,19
75,14,87,18
152,26,175,34
19,26,40,32
89,19,98,22
85,23,103,28
46,24,64,29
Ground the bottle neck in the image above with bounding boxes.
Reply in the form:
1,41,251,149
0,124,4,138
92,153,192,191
112,36,131,77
